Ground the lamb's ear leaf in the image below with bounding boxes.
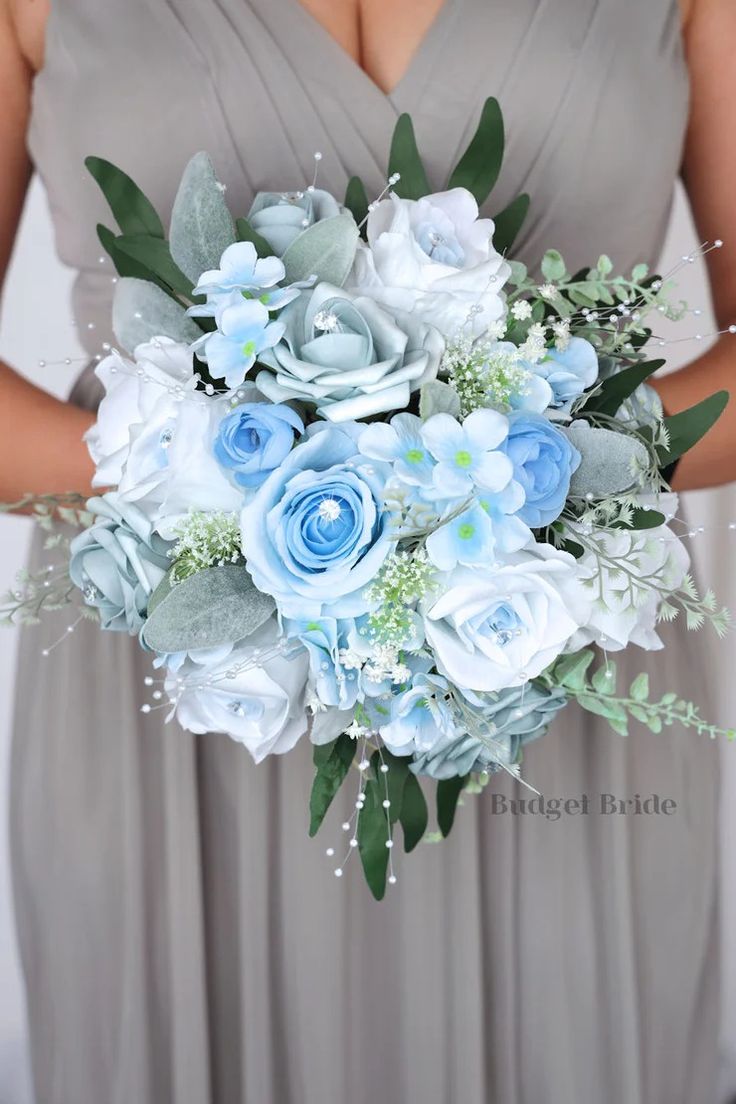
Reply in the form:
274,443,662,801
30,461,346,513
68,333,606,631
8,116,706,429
492,193,530,255
564,423,650,498
344,176,369,230
113,278,203,352
309,734,355,837
388,113,431,200
114,235,195,298
657,390,730,466
437,775,468,837
420,379,462,420
282,213,359,287
169,153,237,283
586,360,665,417
235,217,274,259
141,565,275,653
86,156,164,238
447,97,504,205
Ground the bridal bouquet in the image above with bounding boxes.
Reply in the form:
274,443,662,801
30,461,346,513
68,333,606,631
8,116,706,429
10,100,732,895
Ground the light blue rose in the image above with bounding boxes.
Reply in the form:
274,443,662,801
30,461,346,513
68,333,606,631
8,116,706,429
501,412,581,528
240,422,393,618
410,683,568,779
248,189,341,255
69,492,172,633
528,336,598,411
256,283,443,422
213,402,304,489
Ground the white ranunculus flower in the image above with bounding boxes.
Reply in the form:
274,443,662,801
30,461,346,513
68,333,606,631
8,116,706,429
423,545,589,692
86,337,195,488
165,621,310,763
565,510,690,652
350,188,511,339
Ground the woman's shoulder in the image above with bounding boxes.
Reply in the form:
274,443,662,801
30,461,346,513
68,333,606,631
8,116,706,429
6,0,49,73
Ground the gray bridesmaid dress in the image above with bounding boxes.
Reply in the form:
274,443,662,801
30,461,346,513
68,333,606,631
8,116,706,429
11,1,720,1101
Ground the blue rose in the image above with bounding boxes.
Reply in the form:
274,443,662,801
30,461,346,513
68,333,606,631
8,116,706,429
502,412,580,528
240,423,392,618
213,402,304,489
69,493,172,633
528,336,598,411
410,683,568,779
248,189,341,255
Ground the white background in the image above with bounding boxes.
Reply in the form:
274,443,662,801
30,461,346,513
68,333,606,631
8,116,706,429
0,180,735,1102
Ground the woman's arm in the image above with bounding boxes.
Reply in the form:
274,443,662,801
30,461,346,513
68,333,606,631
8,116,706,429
653,0,736,490
0,0,95,502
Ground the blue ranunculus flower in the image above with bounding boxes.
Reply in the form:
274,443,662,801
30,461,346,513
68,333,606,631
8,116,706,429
528,336,598,412
240,423,393,618
69,492,172,634
213,402,304,489
410,683,568,779
502,412,581,528
248,189,341,255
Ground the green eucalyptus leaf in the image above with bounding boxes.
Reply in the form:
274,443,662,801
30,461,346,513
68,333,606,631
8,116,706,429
420,379,461,420
492,193,530,255
169,152,237,283
86,156,164,238
235,217,273,258
657,390,730,467
97,225,163,285
281,213,359,287
357,778,391,899
400,773,428,852
447,97,504,205
437,775,467,837
630,673,650,702
344,176,370,229
115,235,194,298
587,360,664,417
141,565,275,653
113,277,203,352
309,733,355,837
388,113,431,200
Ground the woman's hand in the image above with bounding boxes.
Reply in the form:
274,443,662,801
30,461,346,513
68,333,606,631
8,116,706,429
0,0,96,502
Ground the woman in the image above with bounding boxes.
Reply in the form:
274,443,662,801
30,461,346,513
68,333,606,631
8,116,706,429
1,0,734,1101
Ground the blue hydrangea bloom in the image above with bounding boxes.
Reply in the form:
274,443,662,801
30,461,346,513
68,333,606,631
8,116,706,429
358,412,436,488
379,672,457,757
213,402,304,489
193,299,285,390
527,336,598,412
420,409,513,499
189,241,299,316
502,412,581,528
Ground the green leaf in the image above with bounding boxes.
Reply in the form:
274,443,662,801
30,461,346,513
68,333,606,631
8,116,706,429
97,225,162,284
657,390,730,467
235,217,273,259
552,649,595,691
610,508,666,531
630,673,650,702
566,423,650,498
541,249,566,282
578,693,628,728
115,234,194,298
419,379,461,420
399,773,428,852
357,778,391,900
169,152,236,283
492,193,530,255
608,715,630,736
647,714,663,734
631,263,649,282
141,565,275,653
447,97,504,205
388,113,431,200
281,213,359,287
588,360,664,417
344,176,370,228
309,734,355,837
86,156,164,238
592,662,617,696
629,704,651,724
437,775,467,837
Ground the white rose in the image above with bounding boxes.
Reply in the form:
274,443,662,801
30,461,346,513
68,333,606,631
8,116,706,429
566,511,690,652
165,621,309,763
350,188,510,339
424,545,589,692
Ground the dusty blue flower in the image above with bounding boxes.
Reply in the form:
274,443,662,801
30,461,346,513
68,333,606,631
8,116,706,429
421,409,513,499
358,412,435,488
379,672,456,757
189,241,298,316
213,402,304,489
69,493,171,633
528,336,598,411
193,299,285,390
502,412,580,527
248,189,341,255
